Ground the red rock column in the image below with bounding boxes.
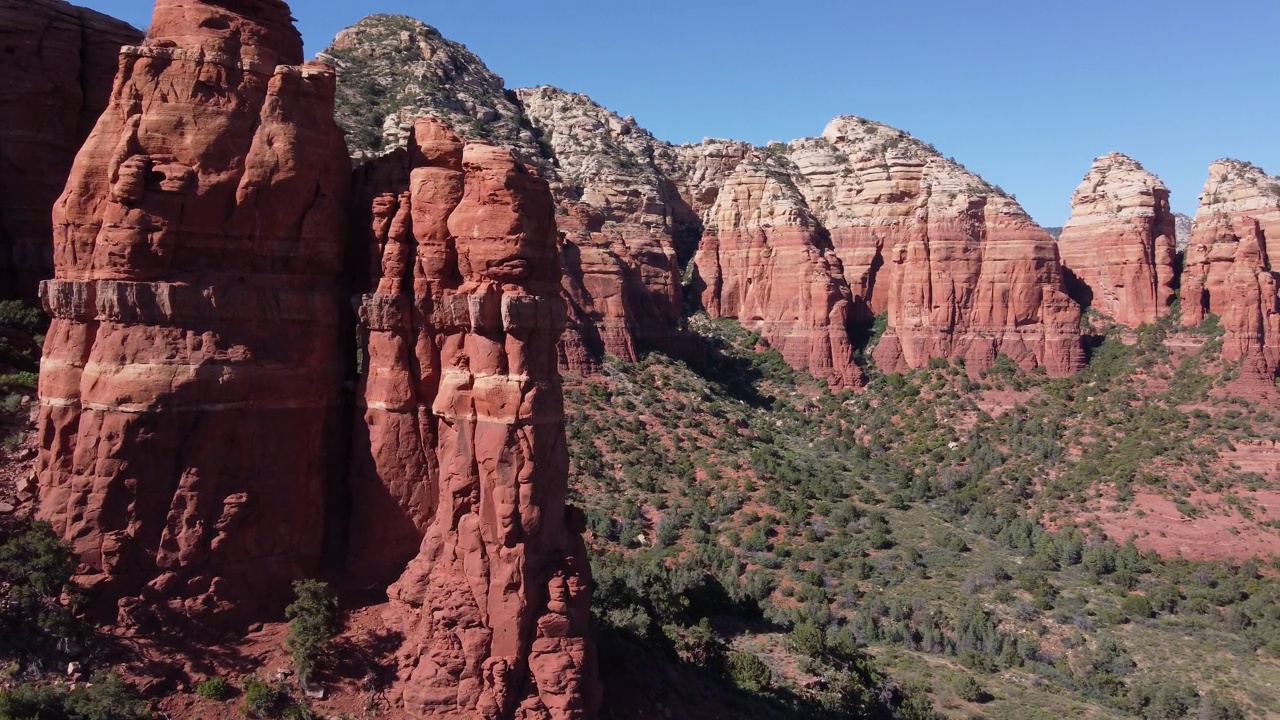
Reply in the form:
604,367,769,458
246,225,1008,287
1181,160,1280,384
33,0,349,626
1057,153,1178,327
362,121,599,719
346,121,466,584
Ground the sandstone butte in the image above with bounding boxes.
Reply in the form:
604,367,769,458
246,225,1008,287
353,116,601,720
33,0,351,626
1181,159,1280,385
687,150,865,388
1057,152,1178,327
0,0,141,300
762,117,1084,377
323,19,1084,384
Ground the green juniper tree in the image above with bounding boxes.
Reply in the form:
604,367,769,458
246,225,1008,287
284,580,341,684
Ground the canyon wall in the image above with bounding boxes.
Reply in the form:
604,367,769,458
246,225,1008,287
34,0,351,626
1057,152,1177,327
784,117,1084,376
688,153,864,388
325,18,1085,382
1182,160,1280,384
0,0,141,299
516,87,688,373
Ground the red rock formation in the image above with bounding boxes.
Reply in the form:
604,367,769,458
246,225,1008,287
353,118,599,719
690,159,864,388
33,0,350,626
1057,153,1177,326
1181,160,1280,383
789,117,1084,376
0,0,141,299
345,120,462,585
516,87,686,374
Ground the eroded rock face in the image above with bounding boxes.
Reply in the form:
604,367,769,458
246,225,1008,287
353,118,599,719
516,87,688,374
1181,160,1280,383
34,0,350,626
1057,153,1177,327
690,157,864,388
786,118,1083,375
0,0,141,299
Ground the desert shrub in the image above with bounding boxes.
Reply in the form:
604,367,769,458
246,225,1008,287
65,673,152,720
787,620,826,658
1120,594,1153,619
0,518,86,659
0,301,45,334
196,677,234,701
239,678,284,719
0,672,151,720
949,673,987,703
285,580,341,683
726,651,771,692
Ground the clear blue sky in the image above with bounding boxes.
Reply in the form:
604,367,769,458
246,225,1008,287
82,0,1278,225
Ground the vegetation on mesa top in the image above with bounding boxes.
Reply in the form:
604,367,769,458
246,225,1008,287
568,312,1271,718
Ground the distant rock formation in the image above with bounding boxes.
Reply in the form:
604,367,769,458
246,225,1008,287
1181,160,1280,384
0,0,141,300
689,152,864,388
1174,213,1195,254
1057,152,1177,327
326,18,1084,383
321,15,542,160
354,118,600,719
787,117,1084,376
516,87,689,373
34,0,351,626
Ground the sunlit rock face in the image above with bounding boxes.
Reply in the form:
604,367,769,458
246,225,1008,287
34,0,351,627
1181,159,1280,385
1058,152,1178,327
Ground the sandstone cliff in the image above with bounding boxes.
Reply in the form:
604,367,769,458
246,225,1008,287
707,117,1085,377
688,149,864,388
0,0,141,300
34,0,351,626
351,118,600,719
1181,160,1280,383
516,87,687,372
329,17,1084,383
1057,152,1178,327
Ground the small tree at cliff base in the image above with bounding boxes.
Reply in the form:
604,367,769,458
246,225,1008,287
285,580,341,684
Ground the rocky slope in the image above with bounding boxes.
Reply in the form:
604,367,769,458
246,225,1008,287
1181,159,1280,384
321,14,542,161
516,87,688,372
0,0,141,300
1057,152,1178,327
33,0,351,626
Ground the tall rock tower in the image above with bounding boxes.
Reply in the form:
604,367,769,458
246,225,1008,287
34,0,350,626
351,117,601,720
1058,153,1178,327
